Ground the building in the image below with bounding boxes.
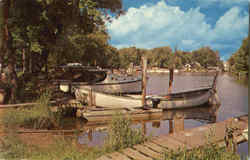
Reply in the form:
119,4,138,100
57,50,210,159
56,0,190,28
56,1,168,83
223,61,229,72
184,64,191,71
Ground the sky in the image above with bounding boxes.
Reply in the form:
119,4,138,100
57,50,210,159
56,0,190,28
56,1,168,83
105,0,249,61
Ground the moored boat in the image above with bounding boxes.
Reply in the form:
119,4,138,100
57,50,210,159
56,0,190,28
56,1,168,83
74,87,144,109
147,87,215,109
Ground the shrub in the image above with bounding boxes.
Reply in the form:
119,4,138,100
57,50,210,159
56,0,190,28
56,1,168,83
1,90,62,130
105,113,147,151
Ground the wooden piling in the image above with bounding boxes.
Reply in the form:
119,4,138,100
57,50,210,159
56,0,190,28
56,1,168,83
88,88,93,108
169,120,173,134
141,56,147,107
168,68,174,93
212,71,219,89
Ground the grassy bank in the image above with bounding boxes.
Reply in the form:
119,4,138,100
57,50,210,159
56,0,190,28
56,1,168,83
0,92,245,160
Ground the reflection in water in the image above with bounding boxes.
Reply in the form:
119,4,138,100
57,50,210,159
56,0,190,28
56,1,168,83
78,103,220,146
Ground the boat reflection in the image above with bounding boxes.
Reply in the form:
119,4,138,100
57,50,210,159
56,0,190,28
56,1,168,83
78,103,220,146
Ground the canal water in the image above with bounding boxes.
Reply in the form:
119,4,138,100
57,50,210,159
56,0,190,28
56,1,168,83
76,72,248,156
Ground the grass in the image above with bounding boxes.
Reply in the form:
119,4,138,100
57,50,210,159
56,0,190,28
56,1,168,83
162,145,241,160
104,113,147,151
1,90,62,130
162,127,241,160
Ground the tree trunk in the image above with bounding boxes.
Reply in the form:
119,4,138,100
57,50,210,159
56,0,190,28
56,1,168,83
1,0,18,103
0,0,10,73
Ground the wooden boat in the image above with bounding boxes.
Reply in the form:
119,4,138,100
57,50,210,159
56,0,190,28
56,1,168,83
75,74,142,94
74,87,144,109
147,71,219,109
73,72,219,110
147,87,215,109
59,73,142,94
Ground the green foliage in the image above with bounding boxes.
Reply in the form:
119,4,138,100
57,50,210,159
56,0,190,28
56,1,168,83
228,36,249,75
117,46,223,70
1,90,62,130
0,134,104,160
162,145,240,160
0,134,31,159
105,113,147,151
163,127,241,160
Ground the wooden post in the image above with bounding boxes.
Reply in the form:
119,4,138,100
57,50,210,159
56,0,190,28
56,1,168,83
141,56,147,107
212,71,219,90
88,129,93,142
168,68,174,93
169,120,173,134
142,122,146,135
88,88,93,108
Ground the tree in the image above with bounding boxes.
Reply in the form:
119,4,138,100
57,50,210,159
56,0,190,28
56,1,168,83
0,0,123,103
228,36,249,75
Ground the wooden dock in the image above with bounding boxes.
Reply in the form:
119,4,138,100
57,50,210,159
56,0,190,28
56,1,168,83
97,115,248,160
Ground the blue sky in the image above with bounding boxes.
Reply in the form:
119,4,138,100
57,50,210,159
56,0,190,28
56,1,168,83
106,0,249,61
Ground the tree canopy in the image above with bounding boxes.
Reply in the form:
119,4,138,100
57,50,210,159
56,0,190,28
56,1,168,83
116,46,223,70
228,36,249,75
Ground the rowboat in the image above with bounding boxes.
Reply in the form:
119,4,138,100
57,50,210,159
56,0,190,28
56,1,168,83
147,71,219,109
147,87,215,109
74,87,144,109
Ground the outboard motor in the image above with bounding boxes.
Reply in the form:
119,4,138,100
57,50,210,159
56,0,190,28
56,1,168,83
151,98,160,108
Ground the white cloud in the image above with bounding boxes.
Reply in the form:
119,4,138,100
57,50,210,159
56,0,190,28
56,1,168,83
212,7,248,39
106,0,248,58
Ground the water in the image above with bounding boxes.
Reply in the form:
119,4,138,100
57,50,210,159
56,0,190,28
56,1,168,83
76,72,248,155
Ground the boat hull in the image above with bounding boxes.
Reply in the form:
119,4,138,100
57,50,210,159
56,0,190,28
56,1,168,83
149,88,214,109
75,87,143,109
77,79,142,94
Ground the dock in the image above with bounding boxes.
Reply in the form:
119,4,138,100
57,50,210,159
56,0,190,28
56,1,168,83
97,115,248,160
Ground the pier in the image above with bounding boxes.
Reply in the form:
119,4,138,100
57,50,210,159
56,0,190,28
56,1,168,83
97,115,248,160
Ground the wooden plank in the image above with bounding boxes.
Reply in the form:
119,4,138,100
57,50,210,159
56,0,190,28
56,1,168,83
109,152,131,160
143,142,166,153
151,136,189,150
122,148,153,160
97,155,111,160
133,144,162,159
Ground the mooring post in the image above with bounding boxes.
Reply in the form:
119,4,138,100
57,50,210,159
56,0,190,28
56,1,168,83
169,120,173,134
168,48,175,134
88,88,93,108
88,129,93,142
212,71,219,90
168,68,174,94
141,56,147,107
142,121,146,135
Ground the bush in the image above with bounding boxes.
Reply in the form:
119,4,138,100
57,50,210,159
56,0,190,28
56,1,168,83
1,90,62,130
105,113,147,151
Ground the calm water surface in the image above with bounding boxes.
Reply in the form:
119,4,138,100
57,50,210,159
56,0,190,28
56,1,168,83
77,72,248,155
